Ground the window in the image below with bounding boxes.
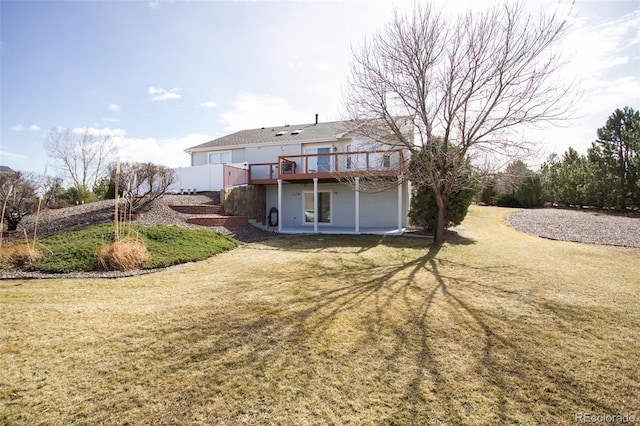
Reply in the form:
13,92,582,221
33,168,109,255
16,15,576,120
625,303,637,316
208,151,232,164
304,191,331,224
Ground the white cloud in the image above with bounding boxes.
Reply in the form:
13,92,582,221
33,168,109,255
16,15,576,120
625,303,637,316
112,133,209,168
71,127,126,137
104,104,122,123
199,101,217,108
10,124,40,131
0,150,27,160
531,7,640,157
220,93,313,132
559,9,640,81
148,86,182,101
148,1,160,10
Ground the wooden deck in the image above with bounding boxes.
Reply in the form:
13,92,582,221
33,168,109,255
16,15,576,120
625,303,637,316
247,150,404,185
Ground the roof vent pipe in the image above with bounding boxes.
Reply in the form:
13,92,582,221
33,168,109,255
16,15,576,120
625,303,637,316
315,113,318,125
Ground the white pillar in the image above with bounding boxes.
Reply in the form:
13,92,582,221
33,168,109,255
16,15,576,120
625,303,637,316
397,176,403,234
355,176,360,234
277,179,283,232
313,178,318,233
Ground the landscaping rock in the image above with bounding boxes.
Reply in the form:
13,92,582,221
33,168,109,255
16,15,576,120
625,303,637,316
508,208,640,248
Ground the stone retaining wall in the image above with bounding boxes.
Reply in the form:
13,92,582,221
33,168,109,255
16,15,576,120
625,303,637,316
222,185,266,223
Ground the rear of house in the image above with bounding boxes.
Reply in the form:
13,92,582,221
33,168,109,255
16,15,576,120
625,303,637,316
176,117,412,234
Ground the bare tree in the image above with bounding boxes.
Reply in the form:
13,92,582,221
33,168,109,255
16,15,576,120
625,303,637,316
0,171,37,231
344,2,575,244
45,128,116,192
110,162,176,213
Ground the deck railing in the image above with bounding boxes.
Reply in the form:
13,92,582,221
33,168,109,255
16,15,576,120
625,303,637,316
223,164,249,189
247,149,404,184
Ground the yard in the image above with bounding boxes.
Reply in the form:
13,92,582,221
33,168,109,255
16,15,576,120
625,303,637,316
1,206,638,425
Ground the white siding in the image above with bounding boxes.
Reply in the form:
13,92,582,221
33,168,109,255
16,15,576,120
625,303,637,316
246,144,300,164
265,181,410,229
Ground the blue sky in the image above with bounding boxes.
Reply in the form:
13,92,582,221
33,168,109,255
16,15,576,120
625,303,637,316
1,0,639,176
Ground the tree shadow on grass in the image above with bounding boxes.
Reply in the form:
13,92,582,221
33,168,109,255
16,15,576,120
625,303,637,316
251,229,476,255
105,239,630,424
394,247,613,424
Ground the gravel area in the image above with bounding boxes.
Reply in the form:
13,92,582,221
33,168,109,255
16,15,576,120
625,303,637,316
508,208,640,248
1,194,276,279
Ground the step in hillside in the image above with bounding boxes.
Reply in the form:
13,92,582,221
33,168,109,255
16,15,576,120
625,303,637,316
169,204,224,215
169,204,248,227
186,215,249,227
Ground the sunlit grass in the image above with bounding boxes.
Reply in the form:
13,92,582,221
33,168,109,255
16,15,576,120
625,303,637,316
1,206,638,424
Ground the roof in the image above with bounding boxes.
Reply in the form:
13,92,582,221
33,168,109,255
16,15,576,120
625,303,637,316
0,165,15,173
186,120,354,152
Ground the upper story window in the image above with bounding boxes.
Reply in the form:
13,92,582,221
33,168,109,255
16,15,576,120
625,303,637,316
208,151,232,164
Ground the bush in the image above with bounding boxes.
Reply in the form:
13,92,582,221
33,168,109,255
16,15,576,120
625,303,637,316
409,184,476,231
63,186,96,205
96,235,151,271
0,243,43,269
0,170,37,231
479,184,497,205
493,193,521,208
515,174,544,208
109,162,176,213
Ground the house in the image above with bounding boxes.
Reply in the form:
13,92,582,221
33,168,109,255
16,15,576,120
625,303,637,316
176,116,412,235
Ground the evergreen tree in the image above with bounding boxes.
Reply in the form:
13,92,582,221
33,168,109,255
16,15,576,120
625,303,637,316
540,153,562,204
591,107,640,209
557,147,588,206
515,174,544,208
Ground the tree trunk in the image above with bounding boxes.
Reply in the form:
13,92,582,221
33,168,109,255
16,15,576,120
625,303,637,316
6,216,19,231
433,192,446,245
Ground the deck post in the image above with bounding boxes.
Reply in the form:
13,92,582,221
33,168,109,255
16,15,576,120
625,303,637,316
355,176,360,234
313,178,318,233
397,175,403,234
277,179,282,232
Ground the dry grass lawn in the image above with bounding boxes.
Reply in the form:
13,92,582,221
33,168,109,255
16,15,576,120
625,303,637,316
1,206,638,425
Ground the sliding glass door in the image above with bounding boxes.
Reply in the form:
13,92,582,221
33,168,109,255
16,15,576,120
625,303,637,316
304,147,331,173
304,191,331,223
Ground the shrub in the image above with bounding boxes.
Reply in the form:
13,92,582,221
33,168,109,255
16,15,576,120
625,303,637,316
0,171,37,231
96,235,151,271
515,174,544,208
0,243,43,269
409,184,476,231
479,184,497,205
493,193,521,207
63,185,97,205
108,162,176,213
